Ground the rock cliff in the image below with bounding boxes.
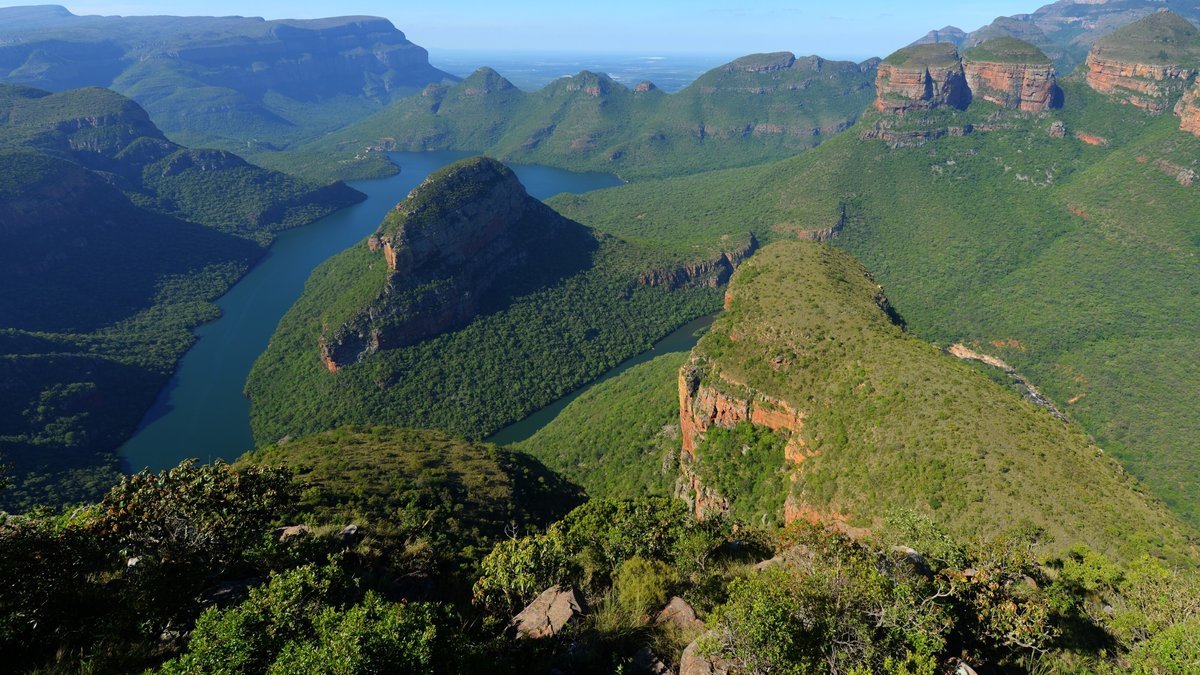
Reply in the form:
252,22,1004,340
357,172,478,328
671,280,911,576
1175,83,1200,136
319,157,594,371
875,39,1058,115
963,39,1060,111
1082,10,1200,113
636,235,757,290
874,43,970,114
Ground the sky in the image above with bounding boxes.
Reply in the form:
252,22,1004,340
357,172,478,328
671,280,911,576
37,1,1051,59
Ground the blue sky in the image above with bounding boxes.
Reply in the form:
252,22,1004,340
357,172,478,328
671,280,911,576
46,1,1049,59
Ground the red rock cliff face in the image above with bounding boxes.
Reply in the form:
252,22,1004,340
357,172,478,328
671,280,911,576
873,60,970,114
963,60,1059,111
1084,53,1196,113
1176,84,1200,136
676,359,813,520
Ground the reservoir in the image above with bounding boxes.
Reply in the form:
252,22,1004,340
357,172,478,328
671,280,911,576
119,151,622,471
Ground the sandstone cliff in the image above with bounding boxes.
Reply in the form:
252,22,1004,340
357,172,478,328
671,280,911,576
636,235,757,290
319,157,595,371
1082,10,1200,113
1175,83,1200,136
874,43,970,114
962,40,1059,111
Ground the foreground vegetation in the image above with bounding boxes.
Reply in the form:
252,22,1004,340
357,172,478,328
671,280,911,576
2,428,1195,674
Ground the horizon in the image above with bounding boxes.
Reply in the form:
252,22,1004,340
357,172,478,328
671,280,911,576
9,1,1053,60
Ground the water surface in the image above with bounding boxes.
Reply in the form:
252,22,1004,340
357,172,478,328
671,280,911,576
119,151,622,471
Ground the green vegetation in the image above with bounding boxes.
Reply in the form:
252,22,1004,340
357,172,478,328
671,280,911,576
882,42,962,68
0,6,455,153
2,434,1196,673
964,37,1052,65
1088,9,1200,67
247,157,726,449
694,422,789,527
0,84,361,511
278,54,878,182
515,352,688,500
554,85,1200,530
686,241,1197,563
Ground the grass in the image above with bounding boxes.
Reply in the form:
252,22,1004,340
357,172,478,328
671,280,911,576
963,37,1052,65
689,241,1196,564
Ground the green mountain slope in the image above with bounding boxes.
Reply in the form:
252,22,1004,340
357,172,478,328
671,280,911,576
680,241,1196,564
280,54,878,182
551,79,1200,527
513,352,689,500
246,157,730,446
0,84,362,511
0,5,457,153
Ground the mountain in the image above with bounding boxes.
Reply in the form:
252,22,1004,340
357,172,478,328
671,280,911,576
1082,9,1200,112
279,53,879,181
0,5,457,152
0,84,362,510
915,0,1200,73
548,35,1200,531
246,155,744,447
677,241,1195,563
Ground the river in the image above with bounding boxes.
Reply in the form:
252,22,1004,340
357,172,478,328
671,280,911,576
119,151,622,472
486,313,714,446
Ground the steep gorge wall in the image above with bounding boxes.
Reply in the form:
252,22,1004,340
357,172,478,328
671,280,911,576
963,60,1058,111
1085,53,1196,113
676,359,813,521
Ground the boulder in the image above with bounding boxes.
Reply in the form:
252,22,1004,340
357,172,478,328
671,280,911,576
656,596,705,631
509,585,587,639
680,631,732,675
274,524,311,543
337,523,361,545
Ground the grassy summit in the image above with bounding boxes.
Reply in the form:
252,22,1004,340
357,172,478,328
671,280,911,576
1089,9,1200,66
689,241,1196,563
963,37,1052,65
882,42,962,68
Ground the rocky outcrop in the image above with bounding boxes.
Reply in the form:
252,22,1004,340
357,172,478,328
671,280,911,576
1176,84,1200,136
637,235,757,290
509,585,586,639
1082,11,1200,113
874,44,970,114
656,596,705,632
320,157,591,371
676,358,810,519
963,60,1058,111
680,632,733,675
1085,54,1196,112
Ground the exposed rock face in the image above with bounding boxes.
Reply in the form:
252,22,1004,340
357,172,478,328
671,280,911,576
319,157,592,371
509,585,586,639
637,235,757,290
676,358,810,520
1085,54,1196,112
963,60,1058,111
1081,11,1200,113
1176,84,1200,136
874,44,970,114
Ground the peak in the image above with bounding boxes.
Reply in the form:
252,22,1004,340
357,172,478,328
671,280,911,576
634,81,658,93
883,42,961,68
1091,9,1200,66
725,52,797,73
964,37,1051,65
463,67,516,90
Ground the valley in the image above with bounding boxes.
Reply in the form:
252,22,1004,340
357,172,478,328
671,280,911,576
2,2,1199,674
